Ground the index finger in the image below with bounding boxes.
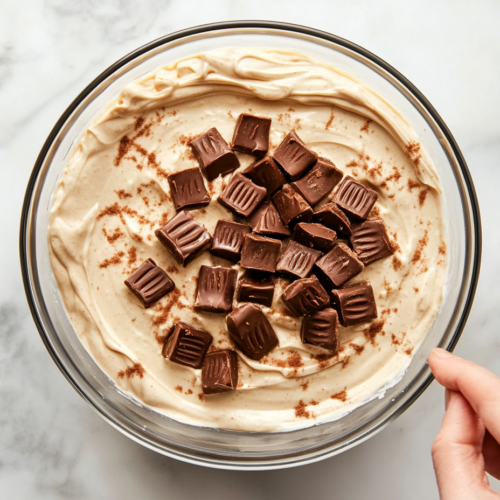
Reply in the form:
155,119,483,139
429,348,500,445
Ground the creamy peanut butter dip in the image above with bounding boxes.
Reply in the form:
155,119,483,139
48,48,446,431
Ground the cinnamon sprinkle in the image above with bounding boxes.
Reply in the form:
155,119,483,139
99,251,124,268
102,227,124,244
411,230,429,264
360,119,371,132
115,189,132,199
331,389,347,402
325,111,335,130
294,399,311,418
363,320,385,345
118,362,145,379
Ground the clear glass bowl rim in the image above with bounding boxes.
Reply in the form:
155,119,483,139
19,20,482,470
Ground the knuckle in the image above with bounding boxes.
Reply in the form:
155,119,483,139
431,433,448,459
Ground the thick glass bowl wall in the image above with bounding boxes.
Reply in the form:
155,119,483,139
20,22,481,470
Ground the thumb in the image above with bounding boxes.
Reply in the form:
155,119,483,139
431,389,496,500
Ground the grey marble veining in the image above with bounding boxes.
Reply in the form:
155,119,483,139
1,1,499,498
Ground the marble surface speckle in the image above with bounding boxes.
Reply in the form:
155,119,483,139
1,1,499,498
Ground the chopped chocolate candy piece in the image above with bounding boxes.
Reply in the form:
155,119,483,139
242,156,286,195
248,200,290,239
218,173,266,218
350,219,393,265
333,176,378,221
314,242,364,289
210,220,250,262
124,258,175,308
202,350,239,394
162,322,213,369
231,113,271,156
168,167,210,211
276,240,322,280
273,184,313,227
155,210,212,267
195,265,238,313
331,280,377,326
313,203,352,237
226,303,279,360
281,276,330,317
191,127,240,181
291,157,343,205
301,308,339,352
240,234,281,273
273,130,318,180
237,278,275,307
294,223,337,252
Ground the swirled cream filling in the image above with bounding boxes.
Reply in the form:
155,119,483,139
49,48,446,431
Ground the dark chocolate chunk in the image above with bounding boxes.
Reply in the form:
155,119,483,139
291,157,343,205
231,113,271,156
276,240,322,280
248,200,290,239
191,127,240,181
273,130,317,180
218,173,266,218
237,278,275,307
162,322,213,369
210,220,250,262
301,308,340,353
333,176,378,221
195,265,238,313
350,219,393,265
314,242,364,289
281,276,330,317
313,202,352,237
272,184,313,227
331,280,377,326
293,223,337,252
240,234,281,273
202,350,239,394
124,258,175,308
226,303,279,360
155,210,212,267
242,156,286,195
168,167,210,211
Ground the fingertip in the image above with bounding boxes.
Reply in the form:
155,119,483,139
430,347,455,360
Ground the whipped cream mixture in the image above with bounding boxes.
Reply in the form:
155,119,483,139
49,49,446,431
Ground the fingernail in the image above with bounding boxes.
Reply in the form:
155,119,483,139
431,347,454,360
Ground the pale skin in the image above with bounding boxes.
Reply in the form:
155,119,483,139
429,348,500,499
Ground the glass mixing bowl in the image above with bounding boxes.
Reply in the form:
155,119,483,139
20,21,481,470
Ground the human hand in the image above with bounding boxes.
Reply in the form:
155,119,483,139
429,348,500,499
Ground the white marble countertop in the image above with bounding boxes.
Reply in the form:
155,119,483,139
1,1,499,498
